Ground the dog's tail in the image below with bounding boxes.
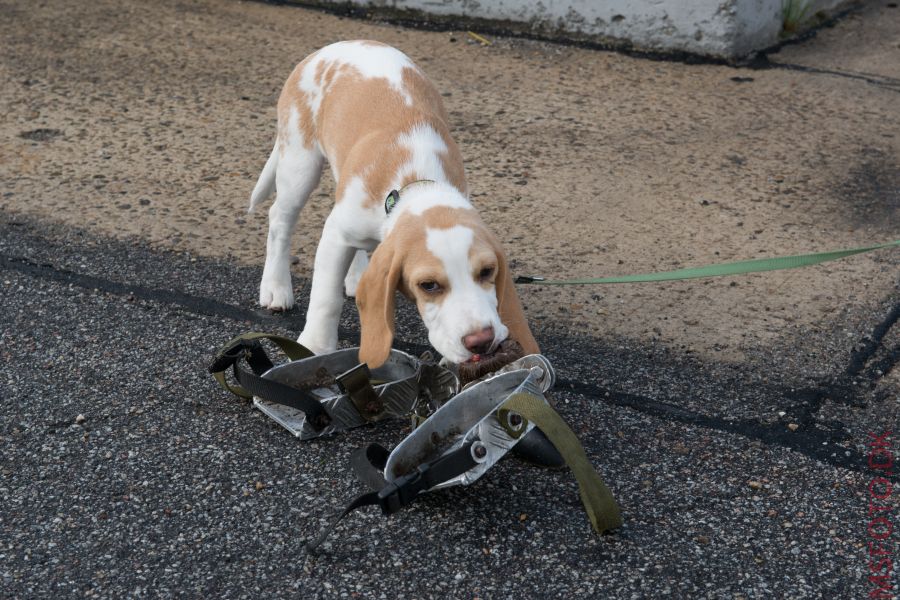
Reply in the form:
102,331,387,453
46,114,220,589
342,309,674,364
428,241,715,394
248,142,278,213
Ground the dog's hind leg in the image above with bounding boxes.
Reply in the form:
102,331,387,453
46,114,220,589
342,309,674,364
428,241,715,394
257,142,323,310
343,249,368,297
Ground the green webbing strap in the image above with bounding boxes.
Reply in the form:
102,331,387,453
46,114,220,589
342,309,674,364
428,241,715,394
224,332,313,360
212,363,247,399
502,393,622,534
211,332,314,398
516,239,900,285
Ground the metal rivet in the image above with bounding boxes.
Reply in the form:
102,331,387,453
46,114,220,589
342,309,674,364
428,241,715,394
473,444,487,459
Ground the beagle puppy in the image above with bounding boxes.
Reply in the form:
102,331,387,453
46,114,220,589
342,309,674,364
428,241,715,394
250,40,539,368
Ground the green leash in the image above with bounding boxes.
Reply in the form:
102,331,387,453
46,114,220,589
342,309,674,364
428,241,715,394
515,239,900,285
502,392,622,534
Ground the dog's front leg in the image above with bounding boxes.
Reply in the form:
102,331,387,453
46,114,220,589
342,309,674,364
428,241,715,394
298,214,357,355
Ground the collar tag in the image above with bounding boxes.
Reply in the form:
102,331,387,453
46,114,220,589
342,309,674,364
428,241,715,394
385,189,400,215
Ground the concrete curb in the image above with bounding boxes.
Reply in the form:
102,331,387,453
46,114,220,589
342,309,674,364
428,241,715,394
268,0,858,60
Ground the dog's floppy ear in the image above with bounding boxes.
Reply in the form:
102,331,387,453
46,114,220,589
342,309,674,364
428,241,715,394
493,241,540,355
356,238,402,368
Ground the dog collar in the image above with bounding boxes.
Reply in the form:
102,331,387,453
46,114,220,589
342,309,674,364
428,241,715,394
385,179,436,215
384,190,400,215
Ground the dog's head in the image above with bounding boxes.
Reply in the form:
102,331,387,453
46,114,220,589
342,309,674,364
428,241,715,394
356,191,539,368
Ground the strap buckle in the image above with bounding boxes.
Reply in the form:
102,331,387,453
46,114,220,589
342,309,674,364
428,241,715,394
336,363,385,421
377,463,431,514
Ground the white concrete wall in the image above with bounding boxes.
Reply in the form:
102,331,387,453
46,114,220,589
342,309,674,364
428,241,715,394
339,0,849,58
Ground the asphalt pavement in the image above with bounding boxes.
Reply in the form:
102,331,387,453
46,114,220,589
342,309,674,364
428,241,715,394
2,213,896,598
2,0,899,596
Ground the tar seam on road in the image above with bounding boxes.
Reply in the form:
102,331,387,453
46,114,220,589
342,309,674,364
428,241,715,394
555,300,900,472
2,251,897,477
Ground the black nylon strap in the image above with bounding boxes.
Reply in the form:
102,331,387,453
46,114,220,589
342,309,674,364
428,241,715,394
209,339,332,431
306,442,477,553
305,492,381,554
229,361,332,430
375,442,476,513
243,344,274,375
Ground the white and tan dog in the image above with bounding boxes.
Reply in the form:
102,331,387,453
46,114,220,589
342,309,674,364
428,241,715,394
250,40,539,368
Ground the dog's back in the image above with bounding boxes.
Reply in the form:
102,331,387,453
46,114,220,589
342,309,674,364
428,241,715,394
251,40,466,212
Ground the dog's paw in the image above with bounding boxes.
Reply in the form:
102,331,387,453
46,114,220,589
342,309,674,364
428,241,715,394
343,250,368,298
344,273,360,298
259,278,295,310
297,328,337,356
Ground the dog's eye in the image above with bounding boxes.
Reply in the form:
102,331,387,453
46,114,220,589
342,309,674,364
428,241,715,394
419,280,442,294
478,267,495,281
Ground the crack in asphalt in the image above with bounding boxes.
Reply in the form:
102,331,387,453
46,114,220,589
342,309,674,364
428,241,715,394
2,251,896,476
846,303,900,378
868,343,900,399
762,61,900,93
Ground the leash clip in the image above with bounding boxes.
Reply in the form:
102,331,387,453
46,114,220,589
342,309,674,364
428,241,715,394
514,275,545,284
